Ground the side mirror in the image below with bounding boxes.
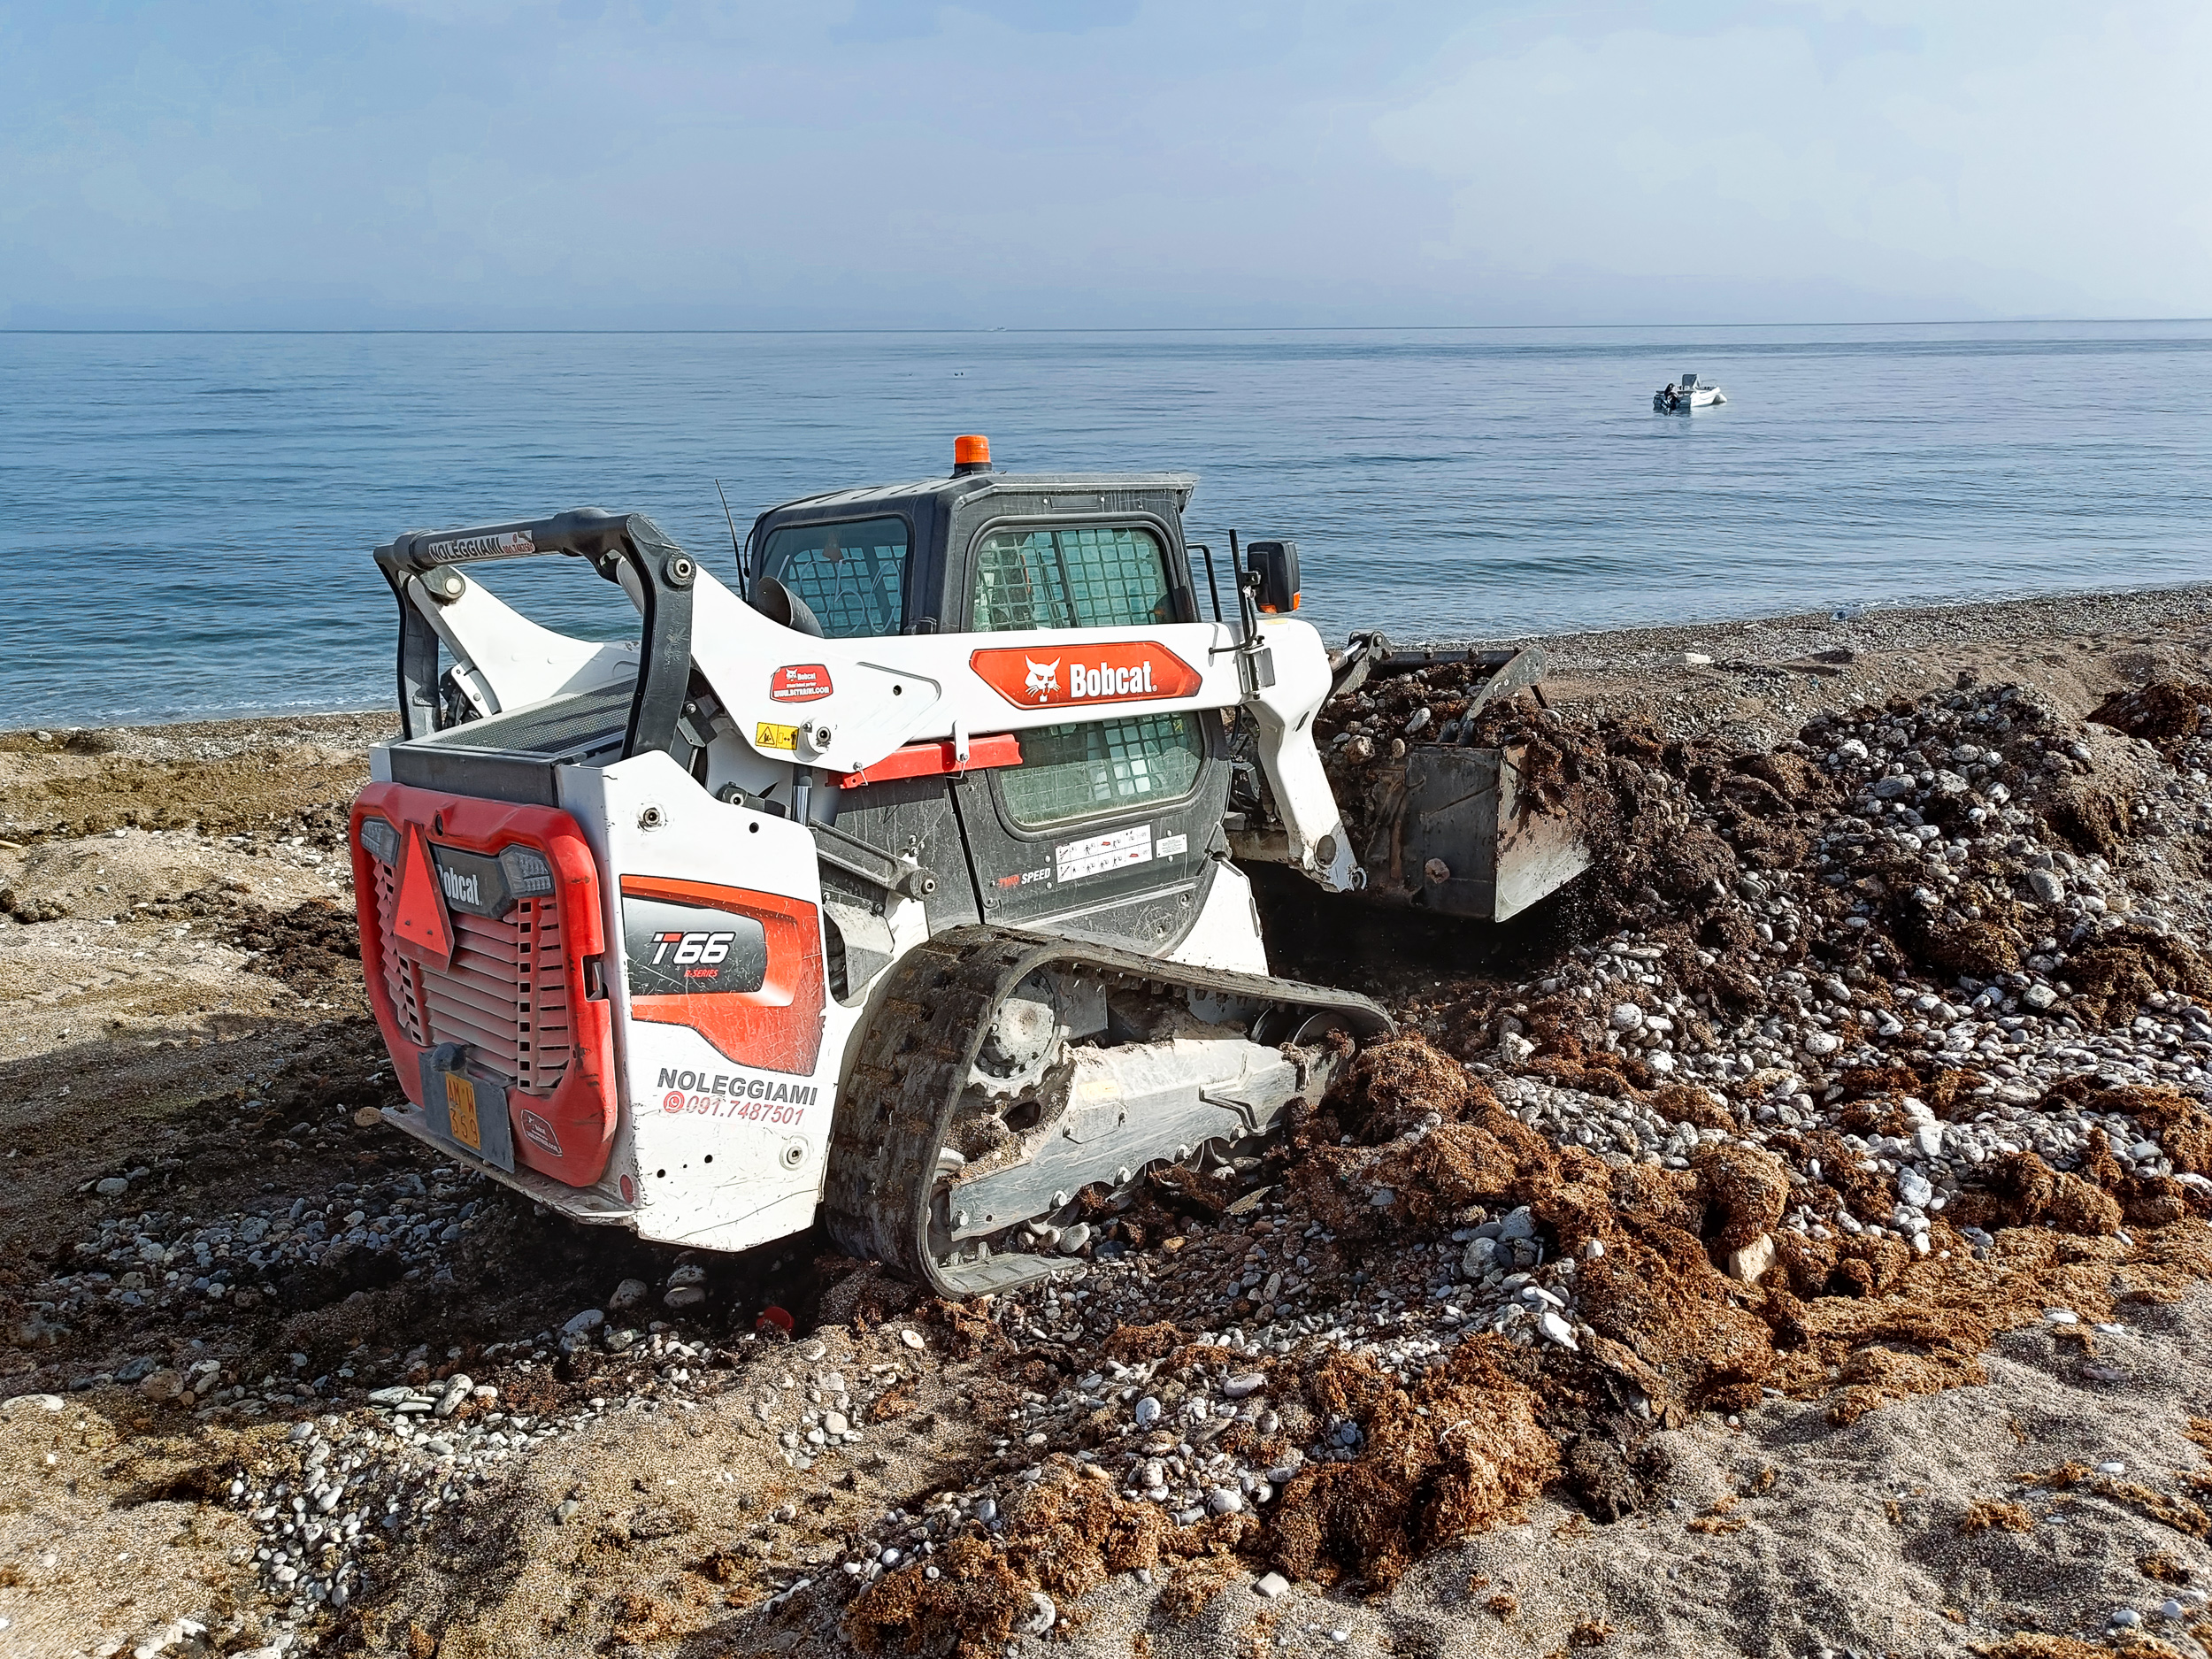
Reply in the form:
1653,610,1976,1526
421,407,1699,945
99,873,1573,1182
1245,540,1300,615
755,575,826,638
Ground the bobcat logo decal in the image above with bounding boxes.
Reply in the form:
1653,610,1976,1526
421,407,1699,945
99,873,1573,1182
971,643,1201,710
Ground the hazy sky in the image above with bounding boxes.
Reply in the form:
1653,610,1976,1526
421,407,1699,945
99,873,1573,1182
4,1,2207,328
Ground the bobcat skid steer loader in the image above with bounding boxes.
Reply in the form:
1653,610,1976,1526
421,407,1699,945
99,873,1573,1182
349,436,1583,1296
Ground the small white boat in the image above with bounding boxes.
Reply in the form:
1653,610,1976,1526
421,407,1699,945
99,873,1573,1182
1653,372,1726,413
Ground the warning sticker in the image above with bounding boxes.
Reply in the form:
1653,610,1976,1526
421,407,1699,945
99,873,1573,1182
1056,824,1152,884
754,722,798,752
1157,833,1188,857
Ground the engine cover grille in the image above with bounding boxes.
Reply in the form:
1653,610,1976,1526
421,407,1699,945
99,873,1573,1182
372,865,572,1097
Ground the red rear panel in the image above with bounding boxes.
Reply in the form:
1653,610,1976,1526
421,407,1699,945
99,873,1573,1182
351,781,618,1187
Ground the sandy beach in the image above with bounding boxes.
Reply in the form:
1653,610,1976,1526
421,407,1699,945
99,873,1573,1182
5,582,2212,1659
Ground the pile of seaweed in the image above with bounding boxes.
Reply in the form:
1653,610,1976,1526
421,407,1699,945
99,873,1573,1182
841,675,2212,1645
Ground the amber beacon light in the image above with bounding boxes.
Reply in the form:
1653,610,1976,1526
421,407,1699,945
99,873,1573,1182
952,434,993,474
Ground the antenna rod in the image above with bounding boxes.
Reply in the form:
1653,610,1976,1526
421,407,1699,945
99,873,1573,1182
715,479,744,583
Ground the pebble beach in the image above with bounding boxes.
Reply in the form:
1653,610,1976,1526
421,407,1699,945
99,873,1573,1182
5,583,2212,1659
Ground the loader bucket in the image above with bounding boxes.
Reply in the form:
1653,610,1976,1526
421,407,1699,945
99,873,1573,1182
1351,742,1592,923
1314,639,1592,922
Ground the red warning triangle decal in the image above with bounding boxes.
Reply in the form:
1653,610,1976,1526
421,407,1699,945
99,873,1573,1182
391,823,454,964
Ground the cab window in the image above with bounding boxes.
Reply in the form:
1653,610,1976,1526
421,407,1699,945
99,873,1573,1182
997,712,1205,829
971,525,1173,633
758,516,909,638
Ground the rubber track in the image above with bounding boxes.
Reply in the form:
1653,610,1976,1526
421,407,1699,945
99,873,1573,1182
821,924,1392,1299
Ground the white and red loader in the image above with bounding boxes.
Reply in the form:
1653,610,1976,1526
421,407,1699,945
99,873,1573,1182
350,437,1582,1295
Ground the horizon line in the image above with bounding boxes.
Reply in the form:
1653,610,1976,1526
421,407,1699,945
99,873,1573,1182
4,316,2212,337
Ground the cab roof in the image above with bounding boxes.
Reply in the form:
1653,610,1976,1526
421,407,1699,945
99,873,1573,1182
758,471,1198,520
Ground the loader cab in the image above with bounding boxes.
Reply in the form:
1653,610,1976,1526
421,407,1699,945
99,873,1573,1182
747,459,1236,975
745,466,1204,640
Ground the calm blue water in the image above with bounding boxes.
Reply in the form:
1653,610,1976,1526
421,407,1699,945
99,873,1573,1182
3,325,2209,727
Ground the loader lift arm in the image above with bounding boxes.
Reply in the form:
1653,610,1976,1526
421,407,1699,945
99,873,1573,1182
375,507,1365,900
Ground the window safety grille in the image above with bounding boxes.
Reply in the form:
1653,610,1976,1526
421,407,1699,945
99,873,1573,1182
972,526,1171,633
999,713,1203,828
761,515,909,639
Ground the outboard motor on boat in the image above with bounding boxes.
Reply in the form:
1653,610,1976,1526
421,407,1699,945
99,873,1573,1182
1653,381,1680,413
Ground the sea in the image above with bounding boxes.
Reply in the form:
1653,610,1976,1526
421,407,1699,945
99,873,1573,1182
3,323,2209,728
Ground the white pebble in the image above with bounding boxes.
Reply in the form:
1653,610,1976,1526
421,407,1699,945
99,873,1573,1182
1025,1591,1057,1634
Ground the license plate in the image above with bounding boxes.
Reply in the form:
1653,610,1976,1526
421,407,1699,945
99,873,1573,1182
419,1055,516,1171
444,1074,482,1150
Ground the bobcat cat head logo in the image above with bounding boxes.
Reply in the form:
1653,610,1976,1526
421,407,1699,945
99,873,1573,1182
1024,658,1060,701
